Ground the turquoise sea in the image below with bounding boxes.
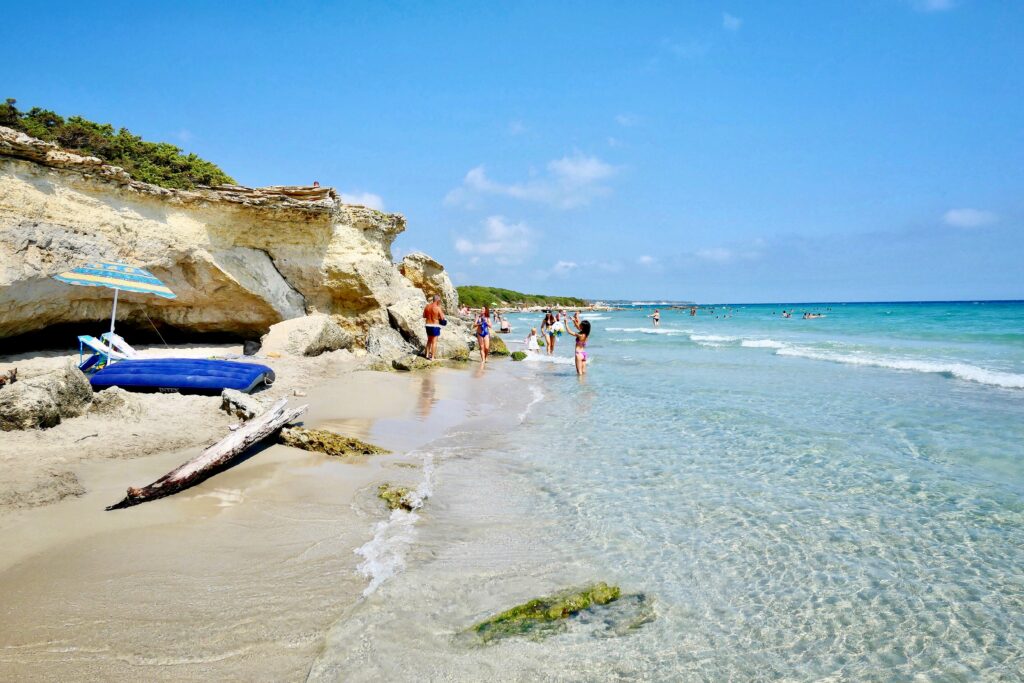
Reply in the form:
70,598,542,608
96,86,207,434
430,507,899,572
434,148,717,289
314,301,1024,681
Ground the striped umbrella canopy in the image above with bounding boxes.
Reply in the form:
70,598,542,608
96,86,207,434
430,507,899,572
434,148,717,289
53,262,176,336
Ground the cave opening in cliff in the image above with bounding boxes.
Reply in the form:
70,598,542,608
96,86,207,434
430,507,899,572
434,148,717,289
0,320,260,356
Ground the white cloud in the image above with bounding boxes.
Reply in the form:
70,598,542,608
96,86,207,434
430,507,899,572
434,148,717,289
536,259,582,280
615,114,638,127
695,247,736,264
910,0,956,11
340,191,385,210
548,154,615,185
693,239,766,264
174,129,194,144
445,153,617,209
637,255,657,266
454,215,533,265
508,120,527,135
552,260,578,274
723,13,742,30
943,208,998,228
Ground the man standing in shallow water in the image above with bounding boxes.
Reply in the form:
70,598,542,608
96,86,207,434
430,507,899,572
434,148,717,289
422,294,446,360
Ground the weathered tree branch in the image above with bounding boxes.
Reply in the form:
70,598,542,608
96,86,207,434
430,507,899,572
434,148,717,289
106,397,306,510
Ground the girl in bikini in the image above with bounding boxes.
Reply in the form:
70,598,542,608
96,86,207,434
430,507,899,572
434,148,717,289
541,311,557,356
564,313,591,376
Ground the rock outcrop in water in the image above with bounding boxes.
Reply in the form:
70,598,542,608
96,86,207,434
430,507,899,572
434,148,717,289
0,126,466,353
377,483,417,511
488,335,510,356
467,582,622,643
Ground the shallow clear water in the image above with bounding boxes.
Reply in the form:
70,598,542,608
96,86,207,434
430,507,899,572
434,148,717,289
315,302,1024,681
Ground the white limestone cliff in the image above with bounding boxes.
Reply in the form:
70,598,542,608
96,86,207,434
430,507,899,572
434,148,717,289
0,126,448,348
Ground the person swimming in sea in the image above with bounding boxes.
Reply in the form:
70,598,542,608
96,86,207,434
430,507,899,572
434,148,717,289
565,312,591,376
650,309,661,327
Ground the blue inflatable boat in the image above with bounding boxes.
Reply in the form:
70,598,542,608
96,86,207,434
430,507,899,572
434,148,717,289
89,358,275,394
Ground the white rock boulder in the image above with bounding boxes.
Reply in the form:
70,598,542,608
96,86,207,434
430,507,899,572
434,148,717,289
399,252,459,314
260,313,353,357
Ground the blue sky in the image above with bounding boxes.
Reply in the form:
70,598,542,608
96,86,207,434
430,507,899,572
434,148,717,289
4,0,1022,302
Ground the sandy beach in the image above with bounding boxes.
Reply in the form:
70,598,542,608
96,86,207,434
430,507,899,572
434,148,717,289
0,352,517,681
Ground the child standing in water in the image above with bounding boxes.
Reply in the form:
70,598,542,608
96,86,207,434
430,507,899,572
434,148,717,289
565,313,591,376
525,327,540,353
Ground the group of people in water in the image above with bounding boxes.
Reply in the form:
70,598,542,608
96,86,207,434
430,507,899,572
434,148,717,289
517,309,591,375
423,297,591,375
778,308,830,319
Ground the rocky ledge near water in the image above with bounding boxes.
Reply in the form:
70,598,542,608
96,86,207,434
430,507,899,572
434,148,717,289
279,426,390,457
0,361,92,431
0,125,466,356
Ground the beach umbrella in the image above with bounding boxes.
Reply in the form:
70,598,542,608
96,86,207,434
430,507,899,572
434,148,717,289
53,262,176,337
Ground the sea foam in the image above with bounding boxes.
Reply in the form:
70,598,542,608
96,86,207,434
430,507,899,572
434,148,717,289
521,353,577,365
606,327,689,336
775,347,1024,389
355,454,434,596
740,339,787,349
519,384,546,422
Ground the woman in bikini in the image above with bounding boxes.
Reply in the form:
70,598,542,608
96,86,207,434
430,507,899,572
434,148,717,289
564,313,591,376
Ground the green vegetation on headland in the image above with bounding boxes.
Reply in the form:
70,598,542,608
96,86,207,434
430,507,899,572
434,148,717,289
1,98,234,190
457,285,588,309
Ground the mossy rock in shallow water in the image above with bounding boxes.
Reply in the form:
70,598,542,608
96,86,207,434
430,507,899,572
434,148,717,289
576,592,656,638
469,582,621,643
378,483,417,511
279,427,390,457
510,351,527,361
367,360,396,372
488,335,510,356
446,347,471,362
392,355,432,371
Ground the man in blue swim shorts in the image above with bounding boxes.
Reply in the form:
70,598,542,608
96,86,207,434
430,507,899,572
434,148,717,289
422,294,446,360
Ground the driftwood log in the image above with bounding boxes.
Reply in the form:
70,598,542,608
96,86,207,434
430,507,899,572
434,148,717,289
106,397,306,510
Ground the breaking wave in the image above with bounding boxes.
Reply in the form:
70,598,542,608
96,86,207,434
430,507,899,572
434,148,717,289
606,328,1023,389
774,347,1024,389
606,327,690,336
740,339,787,349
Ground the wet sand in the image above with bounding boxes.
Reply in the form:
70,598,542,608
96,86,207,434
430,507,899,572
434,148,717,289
0,366,509,681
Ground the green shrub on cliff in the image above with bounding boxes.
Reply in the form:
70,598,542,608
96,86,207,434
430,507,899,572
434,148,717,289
1,98,235,190
457,285,588,309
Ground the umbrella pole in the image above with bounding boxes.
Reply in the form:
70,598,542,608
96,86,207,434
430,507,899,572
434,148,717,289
110,287,119,337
